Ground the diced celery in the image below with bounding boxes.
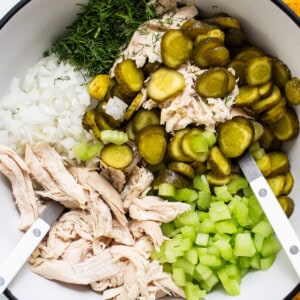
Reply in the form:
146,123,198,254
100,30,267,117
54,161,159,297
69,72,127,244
261,236,281,257
260,255,276,270
175,188,198,202
199,254,223,269
214,185,233,202
253,233,265,252
161,222,176,238
197,219,216,234
194,263,213,281
193,175,210,192
184,247,199,265
181,225,197,241
73,141,103,161
214,238,233,261
158,183,176,198
227,177,249,194
174,258,195,276
163,263,172,273
233,232,256,257
195,233,210,246
209,202,231,222
217,268,240,295
216,220,237,234
250,252,261,269
198,211,209,222
175,211,199,227
248,195,264,224
172,267,186,287
200,273,219,292
197,247,208,257
184,282,206,300
191,134,209,153
225,264,241,283
232,200,250,227
239,257,251,269
197,190,211,211
252,220,274,238
202,130,217,147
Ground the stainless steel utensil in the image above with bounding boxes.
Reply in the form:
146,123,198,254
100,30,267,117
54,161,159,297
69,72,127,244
0,201,64,294
238,150,300,278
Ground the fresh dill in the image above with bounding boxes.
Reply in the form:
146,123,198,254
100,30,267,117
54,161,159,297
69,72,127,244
45,0,157,77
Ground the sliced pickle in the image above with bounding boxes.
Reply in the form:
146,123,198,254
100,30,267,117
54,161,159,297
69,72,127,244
227,71,236,94
278,196,295,218
168,162,195,179
250,120,264,142
195,29,225,44
225,28,244,47
114,59,144,95
259,97,286,124
250,85,281,113
204,16,241,30
258,81,273,98
192,38,226,68
132,109,160,133
147,67,185,102
124,92,144,121
269,107,300,141
234,86,260,107
217,118,253,158
268,151,290,176
181,19,218,39
281,171,294,195
272,58,291,87
206,171,231,186
245,56,273,86
125,120,136,141
168,129,193,162
153,169,191,188
285,77,300,105
135,125,166,144
100,144,133,169
256,154,272,177
88,74,111,100
267,175,286,197
161,29,193,69
82,110,102,140
235,47,264,61
208,146,231,176
259,125,275,150
227,59,246,86
195,68,229,98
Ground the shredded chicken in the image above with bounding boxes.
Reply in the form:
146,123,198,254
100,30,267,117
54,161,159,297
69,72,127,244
0,144,38,230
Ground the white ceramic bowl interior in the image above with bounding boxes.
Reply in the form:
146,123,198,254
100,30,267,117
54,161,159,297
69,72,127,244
0,0,300,299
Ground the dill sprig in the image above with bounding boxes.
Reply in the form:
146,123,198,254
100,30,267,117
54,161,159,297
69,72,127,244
45,0,157,77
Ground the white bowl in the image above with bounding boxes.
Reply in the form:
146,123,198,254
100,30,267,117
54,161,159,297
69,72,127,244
0,0,300,299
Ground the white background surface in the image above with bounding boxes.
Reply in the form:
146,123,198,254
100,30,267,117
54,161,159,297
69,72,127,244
0,0,20,19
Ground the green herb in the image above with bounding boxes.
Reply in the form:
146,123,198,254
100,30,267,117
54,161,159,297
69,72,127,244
45,0,157,77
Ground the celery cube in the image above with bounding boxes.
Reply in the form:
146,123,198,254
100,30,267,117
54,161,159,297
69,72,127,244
214,238,233,261
232,200,250,227
175,188,198,202
184,282,206,300
195,233,210,246
172,267,186,287
261,236,281,257
239,256,251,269
194,263,213,281
260,255,276,270
197,190,211,210
158,183,176,198
233,232,256,257
209,201,231,222
250,252,261,269
197,219,216,234
193,175,210,192
191,134,209,153
200,273,219,292
253,233,265,252
202,130,217,147
216,220,237,234
174,258,195,276
227,177,249,194
214,185,233,202
176,211,199,226
181,225,197,241
199,254,223,268
185,247,199,265
252,220,274,238
217,268,240,295
197,247,208,256
161,222,176,238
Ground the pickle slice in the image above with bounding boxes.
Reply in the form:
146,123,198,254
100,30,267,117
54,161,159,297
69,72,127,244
272,58,291,87
259,97,286,124
281,171,294,195
250,85,281,113
88,74,111,100
245,56,273,86
168,129,193,162
205,16,241,30
114,59,144,95
195,68,229,98
256,154,272,177
227,59,246,86
234,86,260,107
100,144,133,169
168,162,195,179
161,29,193,69
269,107,300,141
285,77,300,105
195,29,225,44
235,47,264,61
268,151,290,176
217,118,253,158
259,126,275,150
138,133,167,165
250,120,264,142
132,109,160,133
206,171,231,186
278,196,295,218
267,175,286,196
147,67,185,102
225,28,244,47
124,92,144,121
208,146,231,176
154,169,190,189
258,81,273,98
82,110,102,140
227,71,236,94
181,19,218,39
